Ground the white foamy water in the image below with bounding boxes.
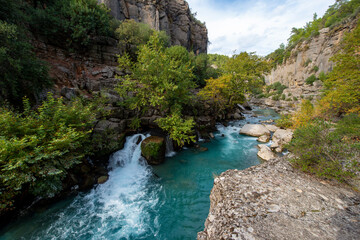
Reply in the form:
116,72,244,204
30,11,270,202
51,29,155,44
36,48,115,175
23,134,162,240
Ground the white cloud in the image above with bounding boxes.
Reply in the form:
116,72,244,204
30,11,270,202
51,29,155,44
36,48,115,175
187,0,335,56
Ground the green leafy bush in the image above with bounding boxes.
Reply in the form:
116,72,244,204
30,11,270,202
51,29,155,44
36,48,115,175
272,95,280,101
29,0,113,49
0,21,52,106
287,115,360,181
0,94,99,209
319,71,328,82
276,114,293,128
155,113,196,147
116,19,169,60
305,74,317,85
116,33,196,145
312,65,319,72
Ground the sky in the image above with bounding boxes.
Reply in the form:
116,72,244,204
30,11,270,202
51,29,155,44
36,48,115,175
186,0,335,56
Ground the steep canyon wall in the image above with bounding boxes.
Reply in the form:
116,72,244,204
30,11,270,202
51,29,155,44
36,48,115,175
98,0,208,54
265,18,358,101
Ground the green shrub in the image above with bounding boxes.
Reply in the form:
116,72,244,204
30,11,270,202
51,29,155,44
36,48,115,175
287,115,360,181
0,94,100,209
155,113,196,147
281,94,286,100
319,71,327,82
272,95,280,101
288,93,292,96
29,0,113,49
276,114,293,128
304,58,312,67
305,74,317,85
312,65,319,72
0,21,52,106
293,96,298,101
257,93,264,98
116,19,169,60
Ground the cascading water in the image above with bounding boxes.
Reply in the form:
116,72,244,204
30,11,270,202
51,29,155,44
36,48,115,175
0,134,163,240
165,135,176,157
0,108,279,240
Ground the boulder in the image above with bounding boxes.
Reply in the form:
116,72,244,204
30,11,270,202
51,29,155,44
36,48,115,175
97,176,109,184
240,124,270,137
272,129,294,152
141,136,166,165
257,135,270,143
263,124,279,133
257,145,277,161
198,157,360,240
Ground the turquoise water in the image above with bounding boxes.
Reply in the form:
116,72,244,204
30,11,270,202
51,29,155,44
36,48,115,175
0,109,278,240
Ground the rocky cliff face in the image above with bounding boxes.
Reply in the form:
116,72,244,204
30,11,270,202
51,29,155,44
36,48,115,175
264,18,358,102
198,157,360,240
98,0,208,54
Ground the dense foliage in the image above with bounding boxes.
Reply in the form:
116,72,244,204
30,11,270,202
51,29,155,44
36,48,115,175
116,19,170,60
0,21,51,106
116,33,196,146
199,52,270,111
287,114,360,181
28,0,112,48
0,0,115,106
0,94,99,210
318,20,360,116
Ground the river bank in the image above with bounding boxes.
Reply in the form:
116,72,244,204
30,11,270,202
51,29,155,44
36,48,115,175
0,108,277,239
197,156,360,240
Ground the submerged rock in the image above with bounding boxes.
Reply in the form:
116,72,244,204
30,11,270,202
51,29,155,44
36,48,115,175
240,124,270,137
141,136,166,165
198,157,360,240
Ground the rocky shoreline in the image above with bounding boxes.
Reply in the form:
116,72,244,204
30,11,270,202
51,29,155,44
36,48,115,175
197,156,360,240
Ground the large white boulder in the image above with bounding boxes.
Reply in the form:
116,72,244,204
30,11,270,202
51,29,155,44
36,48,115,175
271,129,294,152
263,124,279,133
240,124,270,137
257,145,277,161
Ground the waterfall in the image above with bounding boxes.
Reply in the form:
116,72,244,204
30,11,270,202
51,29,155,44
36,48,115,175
165,135,176,157
16,134,162,240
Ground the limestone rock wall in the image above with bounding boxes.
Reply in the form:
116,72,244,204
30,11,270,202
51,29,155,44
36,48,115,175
98,0,208,54
198,157,360,240
265,18,358,100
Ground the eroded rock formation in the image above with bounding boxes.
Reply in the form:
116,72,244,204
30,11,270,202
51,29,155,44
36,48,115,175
264,18,358,102
198,157,360,240
98,0,208,54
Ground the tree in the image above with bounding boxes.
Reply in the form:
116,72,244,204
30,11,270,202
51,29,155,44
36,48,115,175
223,52,271,104
0,94,99,209
115,19,169,60
0,21,52,106
318,20,360,116
116,33,196,146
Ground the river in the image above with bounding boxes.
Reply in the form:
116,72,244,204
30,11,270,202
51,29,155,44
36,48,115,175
0,108,278,240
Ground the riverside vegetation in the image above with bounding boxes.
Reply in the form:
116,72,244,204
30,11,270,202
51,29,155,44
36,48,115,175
0,0,359,227
0,0,266,215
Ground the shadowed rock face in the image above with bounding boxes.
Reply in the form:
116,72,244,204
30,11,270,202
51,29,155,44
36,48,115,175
98,0,208,54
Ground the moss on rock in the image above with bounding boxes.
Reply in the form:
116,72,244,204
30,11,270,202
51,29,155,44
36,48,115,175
141,136,166,165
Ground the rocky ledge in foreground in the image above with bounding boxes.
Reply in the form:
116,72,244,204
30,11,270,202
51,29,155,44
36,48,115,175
197,157,360,240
